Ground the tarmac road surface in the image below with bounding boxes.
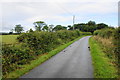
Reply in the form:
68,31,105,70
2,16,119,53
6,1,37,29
20,36,93,78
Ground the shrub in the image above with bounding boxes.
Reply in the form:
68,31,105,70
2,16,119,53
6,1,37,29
2,44,33,75
93,27,120,76
113,27,120,57
93,28,114,38
3,30,83,76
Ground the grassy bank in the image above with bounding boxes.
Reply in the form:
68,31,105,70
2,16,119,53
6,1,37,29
89,37,118,78
4,35,86,79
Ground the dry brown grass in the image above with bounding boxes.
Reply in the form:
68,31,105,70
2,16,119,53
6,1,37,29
93,36,113,47
93,36,117,65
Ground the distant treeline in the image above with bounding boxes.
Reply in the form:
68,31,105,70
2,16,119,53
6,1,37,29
0,32,20,35
6,20,115,35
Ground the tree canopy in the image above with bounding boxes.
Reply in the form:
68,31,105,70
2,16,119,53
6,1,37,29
12,20,112,34
53,25,67,31
33,21,46,31
15,24,24,33
68,21,110,34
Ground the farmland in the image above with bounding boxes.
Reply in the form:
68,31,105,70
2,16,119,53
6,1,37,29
0,35,19,44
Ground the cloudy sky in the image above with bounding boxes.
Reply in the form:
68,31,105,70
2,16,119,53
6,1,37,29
0,0,119,32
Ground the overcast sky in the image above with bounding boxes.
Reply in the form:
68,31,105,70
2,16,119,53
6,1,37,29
0,0,119,32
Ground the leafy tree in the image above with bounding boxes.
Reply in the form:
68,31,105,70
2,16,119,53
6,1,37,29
87,21,96,34
15,24,24,33
29,28,34,32
87,21,96,26
85,25,96,34
97,23,108,29
42,25,49,31
53,25,67,31
72,21,97,34
33,21,46,31
74,23,86,31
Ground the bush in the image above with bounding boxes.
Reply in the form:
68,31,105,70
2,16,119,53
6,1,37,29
93,27,120,76
93,28,114,38
2,30,83,76
94,28,120,56
80,32,92,35
93,30,101,35
2,44,34,75
113,27,120,56
17,31,60,54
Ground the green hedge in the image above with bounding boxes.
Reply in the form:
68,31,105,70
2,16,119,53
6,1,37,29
93,27,120,76
93,28,120,57
2,30,82,76
113,27,120,57
80,32,92,35
93,28,114,38
113,27,120,75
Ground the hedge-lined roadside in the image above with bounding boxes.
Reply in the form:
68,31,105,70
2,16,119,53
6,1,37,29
89,37,118,78
92,27,120,78
2,30,91,78
3,35,86,79
94,28,120,60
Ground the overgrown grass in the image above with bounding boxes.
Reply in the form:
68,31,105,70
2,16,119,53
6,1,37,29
89,37,118,78
0,35,18,44
4,35,86,79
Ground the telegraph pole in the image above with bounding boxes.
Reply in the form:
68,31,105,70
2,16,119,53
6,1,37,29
73,15,75,30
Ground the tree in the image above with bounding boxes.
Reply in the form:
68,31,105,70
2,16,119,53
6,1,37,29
87,21,96,26
73,23,87,31
15,24,24,33
72,21,97,34
85,25,96,34
29,28,34,32
53,25,67,31
96,23,108,29
48,24,54,32
42,25,49,31
87,21,97,34
33,21,46,31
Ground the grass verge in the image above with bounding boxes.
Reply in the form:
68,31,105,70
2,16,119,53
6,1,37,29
4,35,87,79
89,37,118,78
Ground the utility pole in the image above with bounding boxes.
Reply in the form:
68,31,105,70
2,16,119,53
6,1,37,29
73,15,75,30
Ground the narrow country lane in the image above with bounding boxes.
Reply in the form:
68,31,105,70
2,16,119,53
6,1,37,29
20,36,93,78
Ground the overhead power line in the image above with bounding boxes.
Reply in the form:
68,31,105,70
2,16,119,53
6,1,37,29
53,1,76,27
53,1,73,16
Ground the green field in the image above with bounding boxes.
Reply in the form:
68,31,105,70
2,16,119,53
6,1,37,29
0,35,19,44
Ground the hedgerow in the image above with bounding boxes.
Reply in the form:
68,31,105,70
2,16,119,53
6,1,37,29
2,30,90,77
113,27,120,57
94,28,114,38
93,27,120,76
93,28,120,57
